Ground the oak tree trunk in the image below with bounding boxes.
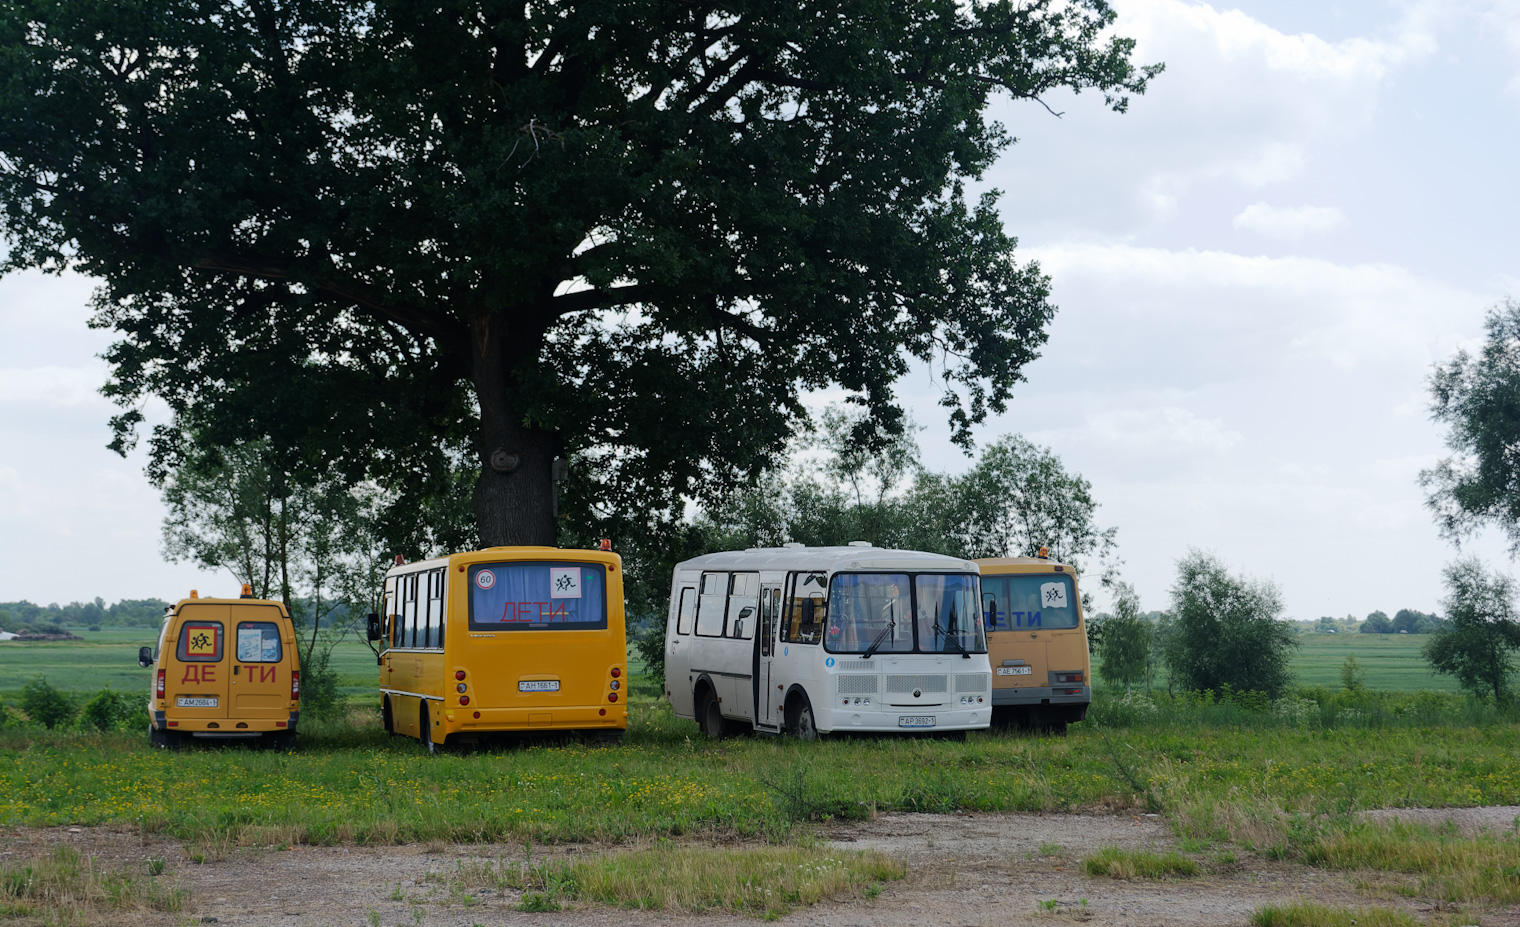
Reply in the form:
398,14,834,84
469,314,558,547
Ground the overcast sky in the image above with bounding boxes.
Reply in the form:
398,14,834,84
2,0,1517,617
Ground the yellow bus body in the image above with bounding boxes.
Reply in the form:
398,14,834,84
145,596,301,748
976,557,1092,732
377,546,628,747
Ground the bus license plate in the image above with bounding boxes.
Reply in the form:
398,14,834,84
519,680,560,692
997,666,1033,676
899,715,936,728
176,697,217,708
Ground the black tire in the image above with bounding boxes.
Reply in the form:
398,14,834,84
790,694,823,742
697,687,725,740
382,697,397,736
264,730,296,751
148,724,181,750
420,702,443,753
591,729,626,747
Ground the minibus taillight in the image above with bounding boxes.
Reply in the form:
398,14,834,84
610,667,621,679
156,669,165,699
290,671,301,700
455,670,465,681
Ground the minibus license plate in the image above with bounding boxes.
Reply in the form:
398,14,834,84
519,680,560,692
899,715,936,728
997,666,1033,676
176,697,217,708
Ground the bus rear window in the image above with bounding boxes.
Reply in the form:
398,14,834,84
982,574,1080,630
176,621,223,662
467,562,608,631
236,622,283,662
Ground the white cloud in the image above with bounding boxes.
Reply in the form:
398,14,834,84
1232,202,1349,240
0,365,109,408
1087,406,1243,454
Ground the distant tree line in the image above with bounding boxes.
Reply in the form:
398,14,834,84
0,598,170,632
1357,609,1445,634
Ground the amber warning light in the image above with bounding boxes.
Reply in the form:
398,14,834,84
599,538,612,551
240,584,253,599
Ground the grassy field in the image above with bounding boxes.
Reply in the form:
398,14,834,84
1,624,1457,700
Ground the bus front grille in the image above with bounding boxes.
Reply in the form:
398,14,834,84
886,674,947,694
956,674,990,693
838,675,879,695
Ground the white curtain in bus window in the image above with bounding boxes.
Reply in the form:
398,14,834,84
985,575,1079,629
726,572,759,639
466,562,608,630
913,574,986,653
826,573,913,653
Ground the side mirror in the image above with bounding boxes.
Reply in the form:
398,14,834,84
982,594,998,628
366,612,381,642
137,646,153,668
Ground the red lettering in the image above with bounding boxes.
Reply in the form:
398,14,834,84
201,666,217,683
180,666,201,685
256,666,275,683
548,602,569,621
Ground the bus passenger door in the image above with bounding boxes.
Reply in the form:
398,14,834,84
756,585,781,729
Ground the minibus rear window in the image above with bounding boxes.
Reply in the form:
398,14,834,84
236,622,283,662
176,621,224,662
467,562,608,631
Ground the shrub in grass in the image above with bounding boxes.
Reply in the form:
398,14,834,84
1304,820,1520,905
0,845,186,919
79,689,134,732
20,676,76,729
1250,901,1419,927
1084,847,1198,880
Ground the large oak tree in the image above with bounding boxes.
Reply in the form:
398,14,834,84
0,0,1158,546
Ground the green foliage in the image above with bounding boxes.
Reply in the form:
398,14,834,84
1361,610,1392,634
296,638,343,722
1424,297,1520,551
1083,847,1198,880
1163,550,1298,699
20,676,77,729
0,599,169,630
1339,656,1365,693
1095,582,1152,690
1423,558,1520,702
0,0,1160,547
79,689,140,733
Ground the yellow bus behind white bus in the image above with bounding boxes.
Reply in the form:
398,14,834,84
977,552,1092,733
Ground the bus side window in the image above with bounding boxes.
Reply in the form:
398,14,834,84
727,572,759,639
432,569,445,650
695,572,727,637
676,588,695,635
383,580,396,649
405,574,419,648
784,572,826,645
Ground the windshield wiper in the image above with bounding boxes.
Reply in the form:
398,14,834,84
934,621,972,659
862,603,896,659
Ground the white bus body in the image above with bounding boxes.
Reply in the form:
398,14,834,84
664,545,993,737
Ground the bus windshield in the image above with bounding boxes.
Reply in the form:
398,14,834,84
981,573,1079,630
825,573,987,654
467,562,608,631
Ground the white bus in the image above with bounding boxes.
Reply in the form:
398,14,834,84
663,544,992,739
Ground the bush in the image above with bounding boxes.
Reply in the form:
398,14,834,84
297,638,342,721
1423,558,1520,703
79,689,136,732
20,677,77,729
1163,550,1298,699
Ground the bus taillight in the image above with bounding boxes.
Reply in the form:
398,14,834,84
156,669,165,698
610,667,621,678
455,670,465,681
608,692,618,703
290,671,301,700
459,695,470,706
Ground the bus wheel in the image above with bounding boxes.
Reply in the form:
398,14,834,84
697,688,726,740
420,702,443,754
148,724,181,750
791,696,822,742
381,697,395,735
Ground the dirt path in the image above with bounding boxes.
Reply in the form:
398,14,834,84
5,810,1517,926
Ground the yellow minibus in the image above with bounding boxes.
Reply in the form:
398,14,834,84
977,552,1091,733
368,545,628,749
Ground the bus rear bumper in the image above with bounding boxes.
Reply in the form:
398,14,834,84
991,686,1090,707
443,705,629,733
817,706,990,733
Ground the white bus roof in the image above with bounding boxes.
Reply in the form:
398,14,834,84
674,546,977,574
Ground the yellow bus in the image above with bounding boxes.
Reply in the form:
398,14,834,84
976,552,1091,733
366,545,628,750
